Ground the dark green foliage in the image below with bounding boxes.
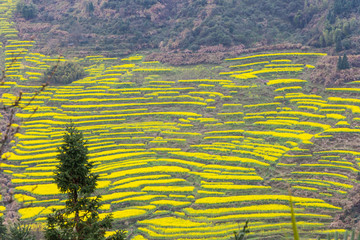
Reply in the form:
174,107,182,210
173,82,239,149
180,20,233,50
338,54,350,70
45,123,115,240
43,62,85,84
0,218,6,239
327,10,336,24
102,0,158,10
54,124,96,195
86,1,94,13
336,38,343,52
333,0,360,16
179,0,304,49
16,1,37,20
320,21,352,48
106,230,126,240
342,53,350,69
12,0,360,53
233,220,249,240
7,222,36,240
29,0,308,53
320,0,359,49
293,10,306,28
337,55,343,70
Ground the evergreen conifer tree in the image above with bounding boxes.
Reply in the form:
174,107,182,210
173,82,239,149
337,55,342,70
342,53,350,69
45,123,114,240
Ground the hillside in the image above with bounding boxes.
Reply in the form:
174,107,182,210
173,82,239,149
3,48,360,239
2,0,360,239
11,0,360,58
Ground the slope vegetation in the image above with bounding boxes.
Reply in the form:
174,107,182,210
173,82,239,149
12,0,360,56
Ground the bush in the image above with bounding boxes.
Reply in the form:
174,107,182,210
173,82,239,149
107,230,127,240
43,62,86,84
0,218,6,239
233,220,249,240
16,2,37,20
7,222,36,240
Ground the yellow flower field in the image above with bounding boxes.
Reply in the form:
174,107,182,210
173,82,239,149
0,18,352,239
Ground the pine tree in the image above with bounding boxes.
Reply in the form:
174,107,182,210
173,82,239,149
337,55,342,70
45,123,114,240
342,53,350,69
337,53,351,70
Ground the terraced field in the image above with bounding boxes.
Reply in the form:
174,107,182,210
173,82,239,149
1,0,360,239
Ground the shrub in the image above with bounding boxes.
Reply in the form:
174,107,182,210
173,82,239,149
7,222,36,240
43,62,86,84
16,2,37,20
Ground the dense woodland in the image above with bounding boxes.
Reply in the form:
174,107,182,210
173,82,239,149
12,0,360,57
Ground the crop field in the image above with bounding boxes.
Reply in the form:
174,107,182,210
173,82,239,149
1,0,360,239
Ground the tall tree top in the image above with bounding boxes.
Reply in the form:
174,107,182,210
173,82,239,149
54,123,97,196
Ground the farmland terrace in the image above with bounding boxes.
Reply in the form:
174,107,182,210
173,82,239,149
1,0,360,239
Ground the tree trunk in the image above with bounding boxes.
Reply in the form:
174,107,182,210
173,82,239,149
73,189,80,239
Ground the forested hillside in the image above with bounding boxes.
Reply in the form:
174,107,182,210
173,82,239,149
12,0,360,57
